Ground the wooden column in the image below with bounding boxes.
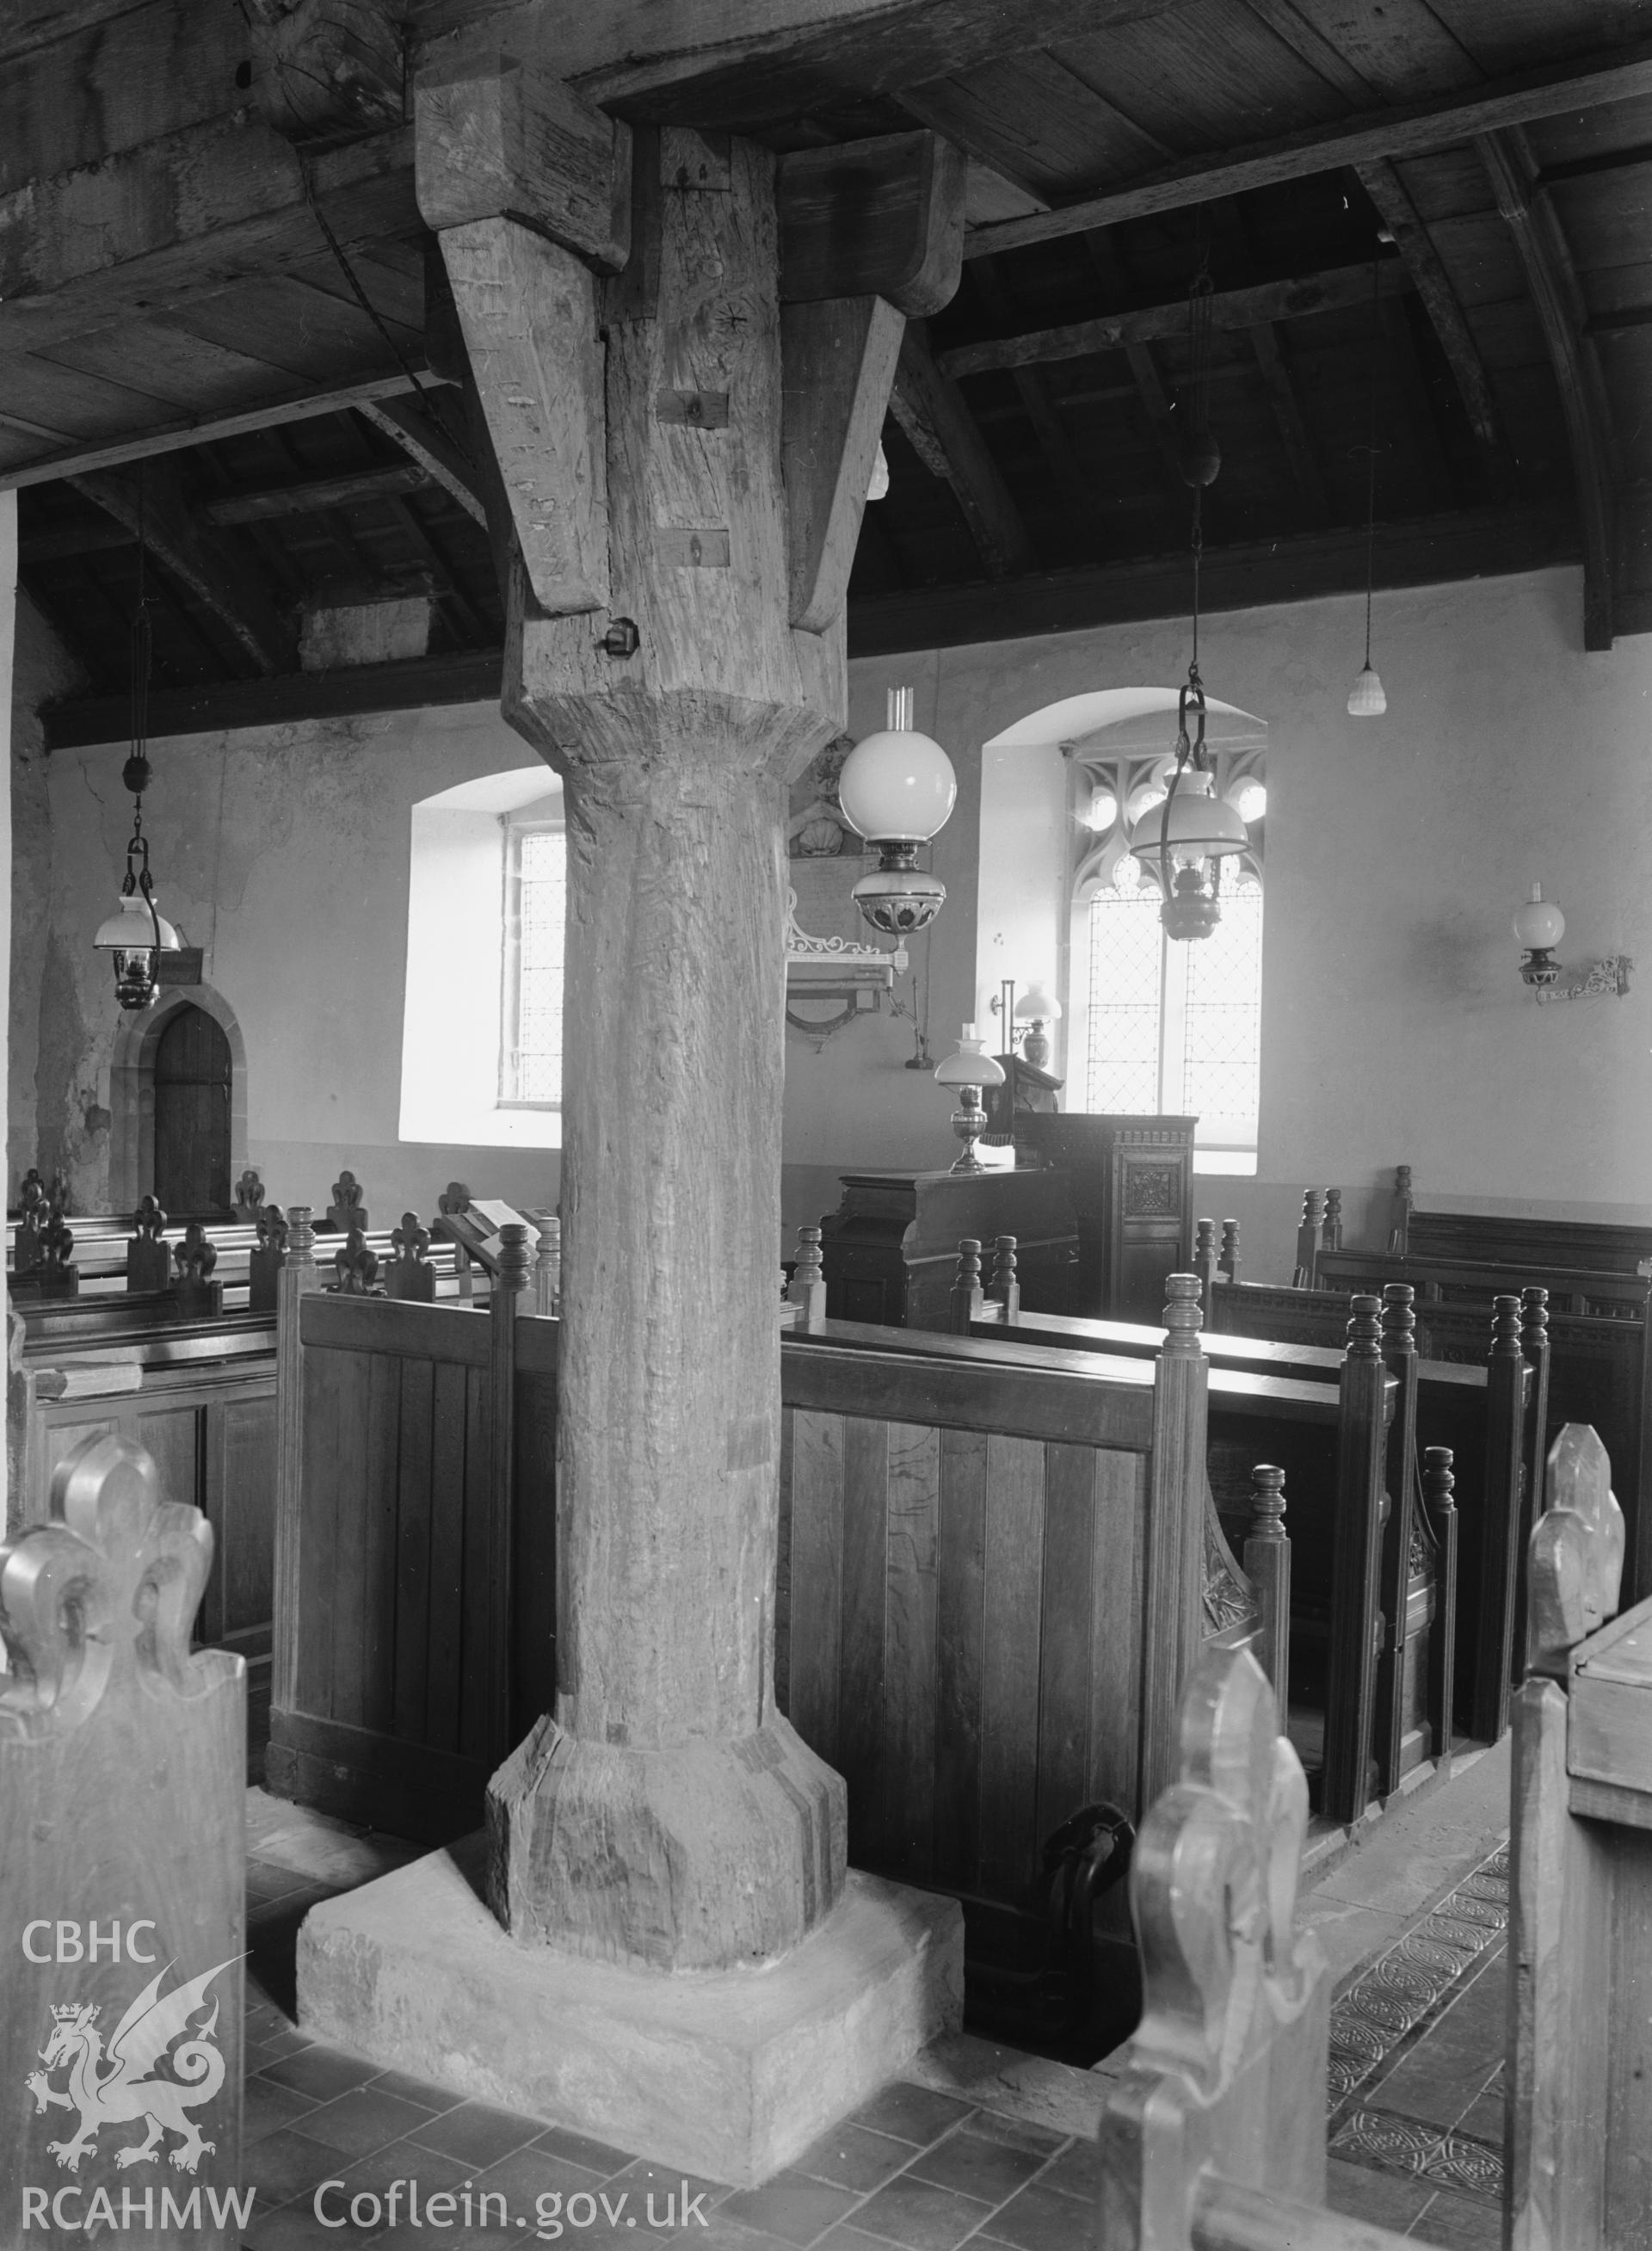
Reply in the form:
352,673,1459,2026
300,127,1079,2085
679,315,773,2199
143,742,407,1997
417,100,962,1973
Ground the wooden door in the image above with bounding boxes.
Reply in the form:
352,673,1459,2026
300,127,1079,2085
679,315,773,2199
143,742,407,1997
154,1004,232,1215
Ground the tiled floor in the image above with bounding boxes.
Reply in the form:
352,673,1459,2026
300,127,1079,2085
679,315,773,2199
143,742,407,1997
241,1798,1103,2251
1319,1850,1511,2249
243,1776,1513,2251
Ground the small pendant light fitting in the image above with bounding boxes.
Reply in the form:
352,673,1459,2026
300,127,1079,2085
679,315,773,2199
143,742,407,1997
1349,250,1388,718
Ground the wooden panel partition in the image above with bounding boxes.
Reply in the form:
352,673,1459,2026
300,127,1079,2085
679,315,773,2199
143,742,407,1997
266,1218,544,1843
777,1293,1224,1910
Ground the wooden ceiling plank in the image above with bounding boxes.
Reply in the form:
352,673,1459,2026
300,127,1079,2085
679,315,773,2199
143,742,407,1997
1275,0,1480,103
888,319,1032,577
966,41,1652,257
0,120,418,357
571,0,1185,126
67,457,299,674
0,0,245,199
1051,2,1354,154
0,0,155,65
899,51,1174,206
0,371,446,492
1476,125,1618,649
1236,0,1378,102
1357,155,1513,485
20,519,138,563
940,259,1413,378
36,318,307,421
1080,231,1187,501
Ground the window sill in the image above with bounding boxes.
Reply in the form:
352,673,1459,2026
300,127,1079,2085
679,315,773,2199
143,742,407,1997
1193,1150,1258,1176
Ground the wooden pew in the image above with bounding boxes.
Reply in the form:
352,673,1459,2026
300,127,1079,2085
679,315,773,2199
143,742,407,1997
1316,1243,1652,1600
1098,1637,1420,2251
1,1434,245,2232
1507,1421,1640,2251
1095,1422,1630,2251
1206,1271,1538,1742
952,1256,1453,1822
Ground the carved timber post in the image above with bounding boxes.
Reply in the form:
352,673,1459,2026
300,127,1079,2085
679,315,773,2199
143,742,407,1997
418,75,963,1971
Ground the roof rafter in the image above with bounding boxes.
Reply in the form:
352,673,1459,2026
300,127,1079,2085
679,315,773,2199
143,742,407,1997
888,319,1032,579
68,457,298,675
966,40,1652,257
1476,126,1618,651
938,261,1412,380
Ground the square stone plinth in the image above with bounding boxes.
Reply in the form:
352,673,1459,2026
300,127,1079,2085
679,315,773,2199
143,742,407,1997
296,1839,964,2186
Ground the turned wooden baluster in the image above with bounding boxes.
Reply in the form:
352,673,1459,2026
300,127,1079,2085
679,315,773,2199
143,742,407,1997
439,1181,474,1301
1511,1286,1552,1665
1421,1446,1458,1768
1244,1463,1291,1717
1193,1217,1219,1318
531,1213,562,1317
1372,1285,1419,1793
786,1224,827,1330
990,1234,1020,1323
1322,1295,1389,1823
1388,1163,1413,1254
1140,1273,1212,1806
1470,1294,1529,1744
1291,1190,1324,1287
951,1237,984,1334
1322,1187,1343,1255
272,1208,322,1728
1219,1217,1241,1285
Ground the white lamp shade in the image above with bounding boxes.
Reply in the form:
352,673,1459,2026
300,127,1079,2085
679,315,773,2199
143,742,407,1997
1014,984,1063,1023
1347,665,1387,717
93,891,181,952
1126,770,1249,862
1513,884,1565,951
838,727,958,843
934,1025,1006,1088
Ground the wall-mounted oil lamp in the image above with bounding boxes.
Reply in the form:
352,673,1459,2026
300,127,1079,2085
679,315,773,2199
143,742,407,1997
1513,884,1632,1004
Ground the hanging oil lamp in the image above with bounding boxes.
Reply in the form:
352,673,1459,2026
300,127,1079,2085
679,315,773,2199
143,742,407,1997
92,492,180,1008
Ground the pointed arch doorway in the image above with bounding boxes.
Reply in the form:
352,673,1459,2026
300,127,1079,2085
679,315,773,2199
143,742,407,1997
109,984,248,1218
154,1004,233,1215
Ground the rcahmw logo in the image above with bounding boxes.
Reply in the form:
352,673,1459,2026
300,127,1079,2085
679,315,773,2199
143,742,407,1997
20,1937,249,2222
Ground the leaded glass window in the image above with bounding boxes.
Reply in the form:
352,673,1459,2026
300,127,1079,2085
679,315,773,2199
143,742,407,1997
501,823,566,1106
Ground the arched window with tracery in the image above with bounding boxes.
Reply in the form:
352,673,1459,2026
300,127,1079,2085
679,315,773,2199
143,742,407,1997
1070,738,1266,1174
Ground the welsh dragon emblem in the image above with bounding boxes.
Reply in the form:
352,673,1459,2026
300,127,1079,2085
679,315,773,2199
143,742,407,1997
25,1958,234,2174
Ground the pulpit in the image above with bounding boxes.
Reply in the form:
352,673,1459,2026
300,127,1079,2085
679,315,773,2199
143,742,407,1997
1019,1113,1197,1323
817,1169,1079,1329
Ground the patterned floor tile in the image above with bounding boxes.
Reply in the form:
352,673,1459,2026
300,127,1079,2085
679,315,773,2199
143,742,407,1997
1328,1853,1509,2109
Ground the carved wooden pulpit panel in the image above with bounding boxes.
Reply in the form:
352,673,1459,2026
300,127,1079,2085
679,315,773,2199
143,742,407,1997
1,1435,245,2244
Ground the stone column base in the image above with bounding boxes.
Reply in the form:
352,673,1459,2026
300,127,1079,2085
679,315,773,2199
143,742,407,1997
296,1837,964,2188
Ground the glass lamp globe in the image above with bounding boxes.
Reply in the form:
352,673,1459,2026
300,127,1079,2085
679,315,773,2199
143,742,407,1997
1512,884,1565,953
93,890,181,1010
838,726,958,845
1125,770,1249,865
1348,664,1387,718
934,1026,1008,1090
1513,883,1565,987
